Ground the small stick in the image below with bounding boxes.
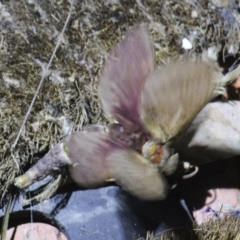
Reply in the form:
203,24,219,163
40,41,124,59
0,187,13,240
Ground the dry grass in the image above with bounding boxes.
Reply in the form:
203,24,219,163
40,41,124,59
136,214,240,240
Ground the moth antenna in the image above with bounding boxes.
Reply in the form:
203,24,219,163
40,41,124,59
180,162,199,179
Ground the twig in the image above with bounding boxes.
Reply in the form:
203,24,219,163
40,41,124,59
136,0,153,21
0,186,13,240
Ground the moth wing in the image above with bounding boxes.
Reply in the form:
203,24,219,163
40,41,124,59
107,150,168,200
15,129,117,189
98,25,155,131
141,60,223,142
66,131,122,188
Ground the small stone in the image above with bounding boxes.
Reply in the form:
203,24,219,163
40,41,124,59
191,10,198,18
182,38,192,50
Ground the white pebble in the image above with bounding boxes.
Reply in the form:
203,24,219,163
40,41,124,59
182,38,192,50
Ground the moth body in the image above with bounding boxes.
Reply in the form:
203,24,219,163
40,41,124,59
14,25,238,203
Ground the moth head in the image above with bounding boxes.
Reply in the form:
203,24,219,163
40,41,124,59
142,139,178,175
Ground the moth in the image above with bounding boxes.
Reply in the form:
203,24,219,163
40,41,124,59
14,25,239,203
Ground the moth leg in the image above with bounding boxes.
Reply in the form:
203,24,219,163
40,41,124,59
222,64,240,85
15,142,71,189
21,173,64,206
